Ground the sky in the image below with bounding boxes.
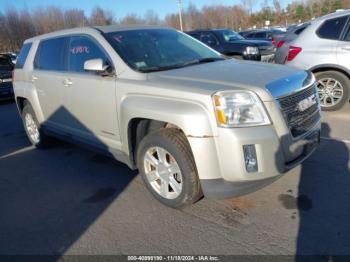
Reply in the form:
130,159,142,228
1,0,294,19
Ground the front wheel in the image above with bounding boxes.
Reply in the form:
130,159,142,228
137,128,202,208
315,71,349,111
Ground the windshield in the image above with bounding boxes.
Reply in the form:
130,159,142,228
104,29,222,72
218,30,245,42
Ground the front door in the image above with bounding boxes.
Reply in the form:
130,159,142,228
64,35,120,150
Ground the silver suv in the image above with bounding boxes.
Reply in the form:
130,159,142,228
275,10,350,111
14,26,321,208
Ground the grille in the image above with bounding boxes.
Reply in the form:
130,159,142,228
277,84,320,137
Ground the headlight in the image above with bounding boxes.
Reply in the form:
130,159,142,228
245,46,259,55
213,91,271,127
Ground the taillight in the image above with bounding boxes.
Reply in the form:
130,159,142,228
272,38,275,46
277,40,285,48
287,46,302,61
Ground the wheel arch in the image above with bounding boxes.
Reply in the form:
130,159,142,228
310,64,350,79
120,95,216,167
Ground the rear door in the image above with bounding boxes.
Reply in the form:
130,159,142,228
32,36,70,130
337,16,350,69
65,35,120,149
317,15,349,66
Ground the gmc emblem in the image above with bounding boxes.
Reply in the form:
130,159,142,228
297,94,317,112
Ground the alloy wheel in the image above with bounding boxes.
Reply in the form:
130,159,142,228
143,146,183,199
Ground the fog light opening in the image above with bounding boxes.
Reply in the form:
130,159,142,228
243,144,258,173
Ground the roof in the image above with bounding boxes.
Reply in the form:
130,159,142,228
24,25,170,43
95,25,168,33
314,9,350,22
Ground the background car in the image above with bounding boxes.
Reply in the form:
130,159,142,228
242,28,286,46
275,10,350,111
0,54,14,101
187,29,275,62
274,22,311,62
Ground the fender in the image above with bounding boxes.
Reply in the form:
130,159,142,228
119,95,216,150
119,94,222,180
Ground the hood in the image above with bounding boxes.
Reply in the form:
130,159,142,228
228,39,272,47
148,59,310,101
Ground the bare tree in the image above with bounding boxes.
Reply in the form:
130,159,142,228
241,0,255,15
120,13,144,25
90,6,114,26
144,10,160,25
65,9,86,28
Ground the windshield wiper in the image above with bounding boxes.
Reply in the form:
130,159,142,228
182,57,225,67
140,57,225,73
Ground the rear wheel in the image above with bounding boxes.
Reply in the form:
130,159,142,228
21,102,52,148
315,71,349,111
137,128,202,208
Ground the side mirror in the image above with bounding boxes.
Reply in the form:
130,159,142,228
84,58,114,76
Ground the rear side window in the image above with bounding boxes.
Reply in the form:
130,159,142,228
254,32,267,38
188,33,200,39
317,16,349,40
34,37,67,71
295,26,307,35
67,35,111,73
15,43,32,69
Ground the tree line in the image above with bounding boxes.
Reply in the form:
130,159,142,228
0,0,349,52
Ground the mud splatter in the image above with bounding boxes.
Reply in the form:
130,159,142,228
226,197,255,210
278,194,312,211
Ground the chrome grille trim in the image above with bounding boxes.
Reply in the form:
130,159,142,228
277,84,321,138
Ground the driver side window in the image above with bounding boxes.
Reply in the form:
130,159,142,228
200,32,218,46
68,35,111,73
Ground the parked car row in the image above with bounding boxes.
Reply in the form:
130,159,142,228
239,28,286,46
0,54,15,101
186,29,276,63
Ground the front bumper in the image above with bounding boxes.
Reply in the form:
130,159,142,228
188,122,320,199
242,54,261,61
0,82,14,100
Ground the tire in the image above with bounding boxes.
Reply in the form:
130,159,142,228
315,71,349,111
137,128,203,208
21,102,52,148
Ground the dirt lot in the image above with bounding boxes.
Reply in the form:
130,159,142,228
0,100,349,256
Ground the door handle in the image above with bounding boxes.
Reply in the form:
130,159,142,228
31,75,38,82
62,79,73,87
